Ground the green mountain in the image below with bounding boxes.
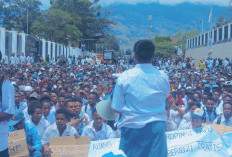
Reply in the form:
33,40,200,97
105,2,229,47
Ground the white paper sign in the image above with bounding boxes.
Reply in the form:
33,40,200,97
88,138,125,157
166,125,228,157
221,132,232,156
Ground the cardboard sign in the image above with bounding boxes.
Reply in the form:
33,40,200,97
50,136,90,157
203,123,232,135
166,125,228,157
8,129,29,157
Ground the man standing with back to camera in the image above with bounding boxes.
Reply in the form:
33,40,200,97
112,39,170,157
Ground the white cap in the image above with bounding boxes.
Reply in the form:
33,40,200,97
24,86,33,92
192,108,204,119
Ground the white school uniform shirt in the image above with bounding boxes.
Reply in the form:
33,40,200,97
20,56,26,64
216,101,224,115
178,121,192,130
27,117,50,138
43,110,56,125
82,104,95,122
15,57,19,65
0,80,15,151
42,123,77,145
68,58,72,65
3,55,8,64
166,117,178,132
213,115,232,126
170,109,182,125
10,56,16,65
81,121,115,141
112,64,170,129
23,107,31,121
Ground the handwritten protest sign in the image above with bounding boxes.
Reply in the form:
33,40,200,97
88,138,125,157
49,136,90,157
221,132,232,156
8,129,29,157
166,125,228,157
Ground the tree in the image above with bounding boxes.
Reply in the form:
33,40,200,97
174,28,199,54
152,34,176,56
1,0,42,33
31,8,82,45
32,0,115,50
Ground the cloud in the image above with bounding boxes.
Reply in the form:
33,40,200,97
99,0,230,6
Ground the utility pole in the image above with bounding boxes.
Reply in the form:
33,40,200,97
201,17,204,34
148,15,152,39
27,9,29,34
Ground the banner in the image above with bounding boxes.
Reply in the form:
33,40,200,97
221,132,232,156
49,136,90,157
8,129,29,157
88,126,230,157
88,138,125,157
166,125,228,157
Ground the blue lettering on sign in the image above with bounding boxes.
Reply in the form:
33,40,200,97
9,144,22,152
168,144,193,156
93,141,112,151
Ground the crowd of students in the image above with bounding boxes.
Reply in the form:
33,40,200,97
0,54,232,156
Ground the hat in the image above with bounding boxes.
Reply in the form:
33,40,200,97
29,92,40,100
32,74,37,79
191,108,204,119
181,78,186,82
212,84,219,88
202,80,207,84
77,73,83,77
211,82,217,85
96,98,119,121
205,84,212,88
8,110,24,126
24,86,33,92
220,78,225,82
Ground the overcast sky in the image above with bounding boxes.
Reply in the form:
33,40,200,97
99,0,231,6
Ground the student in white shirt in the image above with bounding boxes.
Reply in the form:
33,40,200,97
178,102,200,129
26,101,50,138
178,108,204,130
82,111,115,141
41,97,56,124
82,92,99,121
166,100,178,131
213,102,232,126
10,54,16,65
42,108,79,157
0,71,15,157
3,55,8,64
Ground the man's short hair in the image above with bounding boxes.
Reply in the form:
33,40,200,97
134,39,155,62
55,108,69,119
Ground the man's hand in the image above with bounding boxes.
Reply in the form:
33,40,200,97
67,119,80,126
43,144,52,157
0,113,13,122
83,116,89,125
28,145,35,152
74,134,80,139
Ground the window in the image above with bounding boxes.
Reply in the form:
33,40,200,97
198,36,201,45
202,35,204,45
214,30,217,42
230,24,232,38
224,25,228,39
219,27,222,41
